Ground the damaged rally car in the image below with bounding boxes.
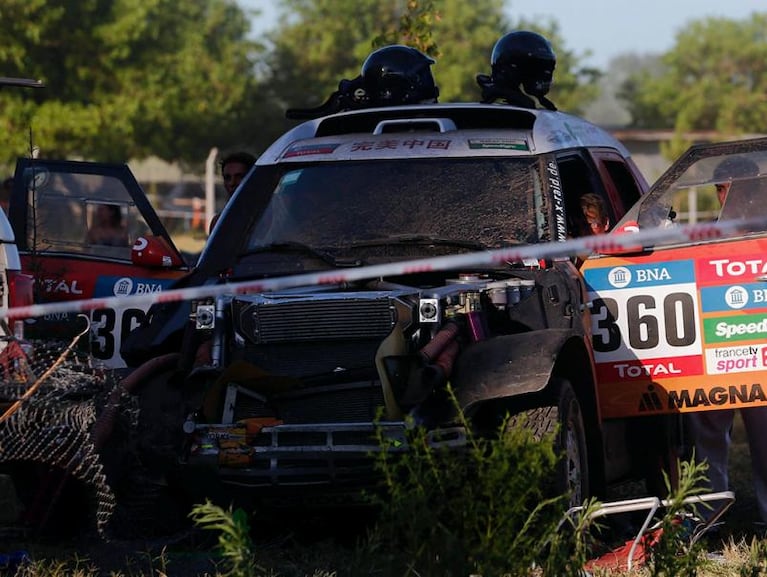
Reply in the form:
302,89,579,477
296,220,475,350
114,92,667,517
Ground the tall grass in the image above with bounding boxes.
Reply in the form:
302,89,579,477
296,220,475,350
11,401,767,576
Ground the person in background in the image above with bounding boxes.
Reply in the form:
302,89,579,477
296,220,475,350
579,193,610,235
221,151,256,198
210,151,256,232
712,155,760,208
687,154,767,526
1,177,12,213
567,193,610,267
86,204,129,246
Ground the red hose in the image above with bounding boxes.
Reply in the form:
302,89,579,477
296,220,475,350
419,322,459,363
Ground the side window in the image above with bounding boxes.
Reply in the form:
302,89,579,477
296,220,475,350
556,154,615,238
25,169,151,259
602,158,643,213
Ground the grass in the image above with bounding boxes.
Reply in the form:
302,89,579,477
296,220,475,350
3,410,767,576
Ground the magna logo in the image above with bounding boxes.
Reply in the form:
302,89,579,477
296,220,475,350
668,384,767,409
637,383,767,412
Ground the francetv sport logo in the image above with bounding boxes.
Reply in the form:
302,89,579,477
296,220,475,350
705,343,767,375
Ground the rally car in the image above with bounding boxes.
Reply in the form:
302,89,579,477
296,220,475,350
581,137,767,419
113,90,659,522
6,158,189,368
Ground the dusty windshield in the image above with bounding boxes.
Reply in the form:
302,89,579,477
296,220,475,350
245,158,544,261
620,148,767,233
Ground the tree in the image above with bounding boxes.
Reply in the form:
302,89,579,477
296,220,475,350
583,53,661,128
619,13,767,137
265,0,600,115
0,0,278,167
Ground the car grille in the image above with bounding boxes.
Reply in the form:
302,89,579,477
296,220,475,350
229,380,385,423
232,294,397,344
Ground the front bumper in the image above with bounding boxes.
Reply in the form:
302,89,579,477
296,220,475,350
183,421,467,488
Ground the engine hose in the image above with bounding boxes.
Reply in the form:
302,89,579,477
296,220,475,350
91,352,181,451
419,321,460,363
421,339,460,389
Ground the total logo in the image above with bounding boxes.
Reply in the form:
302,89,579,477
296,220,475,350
724,286,749,310
607,266,631,288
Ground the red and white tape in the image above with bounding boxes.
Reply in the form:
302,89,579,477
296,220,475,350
3,216,763,321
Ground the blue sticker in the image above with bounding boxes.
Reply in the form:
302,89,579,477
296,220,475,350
584,260,695,291
93,276,178,298
701,283,767,313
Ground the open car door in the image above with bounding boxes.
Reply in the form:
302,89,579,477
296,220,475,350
582,137,767,419
8,158,190,368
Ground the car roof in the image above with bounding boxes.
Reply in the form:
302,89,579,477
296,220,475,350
257,102,632,164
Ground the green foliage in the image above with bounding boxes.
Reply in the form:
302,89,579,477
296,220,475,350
739,536,767,577
644,456,710,577
189,500,265,577
0,0,602,167
0,0,280,165
356,393,577,577
267,0,600,111
373,0,440,56
619,12,767,137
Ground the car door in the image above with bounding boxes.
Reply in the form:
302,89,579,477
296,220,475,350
581,137,767,419
8,158,190,368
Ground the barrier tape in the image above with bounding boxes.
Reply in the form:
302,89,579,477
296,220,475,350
3,215,765,321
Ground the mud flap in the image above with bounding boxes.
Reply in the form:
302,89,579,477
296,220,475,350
451,329,576,411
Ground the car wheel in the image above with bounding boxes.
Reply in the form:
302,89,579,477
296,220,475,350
107,362,193,539
507,378,589,507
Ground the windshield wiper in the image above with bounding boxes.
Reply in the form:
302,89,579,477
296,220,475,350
347,234,491,251
241,241,361,268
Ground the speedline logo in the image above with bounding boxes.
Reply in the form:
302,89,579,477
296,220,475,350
704,314,767,343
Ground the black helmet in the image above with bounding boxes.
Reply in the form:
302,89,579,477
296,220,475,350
491,30,556,97
360,45,439,106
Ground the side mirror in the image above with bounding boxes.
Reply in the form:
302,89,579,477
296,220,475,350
131,236,185,268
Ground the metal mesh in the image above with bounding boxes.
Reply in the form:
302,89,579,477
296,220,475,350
0,324,118,536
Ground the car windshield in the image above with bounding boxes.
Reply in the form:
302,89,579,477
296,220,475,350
617,147,767,234
244,158,544,259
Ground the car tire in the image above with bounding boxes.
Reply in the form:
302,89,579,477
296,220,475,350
106,360,192,539
507,378,589,507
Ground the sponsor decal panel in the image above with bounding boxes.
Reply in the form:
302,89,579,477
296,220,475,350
696,252,767,285
595,354,702,383
705,344,767,374
704,313,767,344
468,138,529,150
588,249,767,415
93,276,176,298
598,380,767,418
584,260,695,291
700,283,767,312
